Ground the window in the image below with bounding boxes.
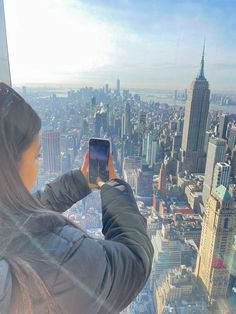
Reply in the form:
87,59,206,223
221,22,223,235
223,218,229,229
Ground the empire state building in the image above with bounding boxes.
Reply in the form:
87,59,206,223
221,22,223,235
179,46,210,174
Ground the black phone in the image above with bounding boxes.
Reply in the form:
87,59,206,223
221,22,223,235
88,138,110,184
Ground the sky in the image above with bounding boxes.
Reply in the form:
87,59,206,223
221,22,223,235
4,0,236,90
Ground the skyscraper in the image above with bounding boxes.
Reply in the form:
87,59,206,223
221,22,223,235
137,111,146,156
139,111,146,126
122,156,142,188
150,140,159,165
179,45,210,174
0,0,11,85
218,114,229,140
105,83,109,94
212,162,231,192
195,185,235,304
151,225,182,283
171,132,182,158
42,130,61,173
121,102,131,138
95,109,108,137
116,79,120,96
135,164,153,199
231,146,236,178
145,132,153,165
228,126,236,152
158,163,166,199
202,138,227,204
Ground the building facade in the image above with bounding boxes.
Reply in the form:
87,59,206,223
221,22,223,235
155,267,207,314
179,47,210,174
218,114,229,140
202,138,227,205
228,127,236,152
42,130,61,173
212,162,231,192
195,185,236,304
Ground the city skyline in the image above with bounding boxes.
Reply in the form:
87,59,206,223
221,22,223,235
4,0,236,90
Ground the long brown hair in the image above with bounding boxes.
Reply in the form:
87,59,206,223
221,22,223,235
0,82,63,313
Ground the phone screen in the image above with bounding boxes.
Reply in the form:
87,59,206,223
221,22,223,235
89,138,110,184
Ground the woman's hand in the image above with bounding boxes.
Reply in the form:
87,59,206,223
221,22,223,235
81,151,98,189
81,151,118,189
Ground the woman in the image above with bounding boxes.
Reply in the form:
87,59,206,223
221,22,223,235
0,82,154,314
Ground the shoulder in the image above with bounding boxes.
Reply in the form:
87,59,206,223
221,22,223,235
36,222,87,262
14,214,89,270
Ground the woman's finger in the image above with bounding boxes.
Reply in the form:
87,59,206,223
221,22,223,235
83,151,89,166
81,151,89,177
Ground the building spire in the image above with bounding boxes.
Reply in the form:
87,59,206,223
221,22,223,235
197,41,206,80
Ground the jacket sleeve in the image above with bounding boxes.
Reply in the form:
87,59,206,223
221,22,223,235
50,178,153,314
33,169,91,213
95,178,154,313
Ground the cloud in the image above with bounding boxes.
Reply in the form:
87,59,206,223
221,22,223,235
4,0,236,89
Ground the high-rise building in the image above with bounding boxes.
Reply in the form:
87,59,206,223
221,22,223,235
231,146,236,178
218,114,229,140
151,225,182,284
202,138,227,204
137,111,146,156
121,102,131,138
169,119,177,131
123,156,142,172
42,130,61,173
228,126,236,152
123,156,142,189
139,111,146,126
0,0,11,85
91,96,96,107
195,185,236,304
114,118,121,137
145,132,154,165
177,118,184,133
135,164,153,199
105,83,109,94
171,132,182,158
150,140,159,165
82,118,89,136
158,163,166,199
212,162,231,192
94,106,108,137
142,133,148,158
179,46,210,174
204,130,212,154
116,79,120,96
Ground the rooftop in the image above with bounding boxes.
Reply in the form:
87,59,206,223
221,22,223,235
213,185,232,201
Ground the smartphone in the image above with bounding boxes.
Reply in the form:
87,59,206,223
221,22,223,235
89,138,110,184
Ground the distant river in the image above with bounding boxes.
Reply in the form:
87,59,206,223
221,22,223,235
130,89,236,114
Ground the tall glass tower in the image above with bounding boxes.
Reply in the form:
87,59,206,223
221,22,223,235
0,0,11,85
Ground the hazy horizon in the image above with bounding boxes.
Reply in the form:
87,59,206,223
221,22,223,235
4,0,236,90
13,82,236,94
